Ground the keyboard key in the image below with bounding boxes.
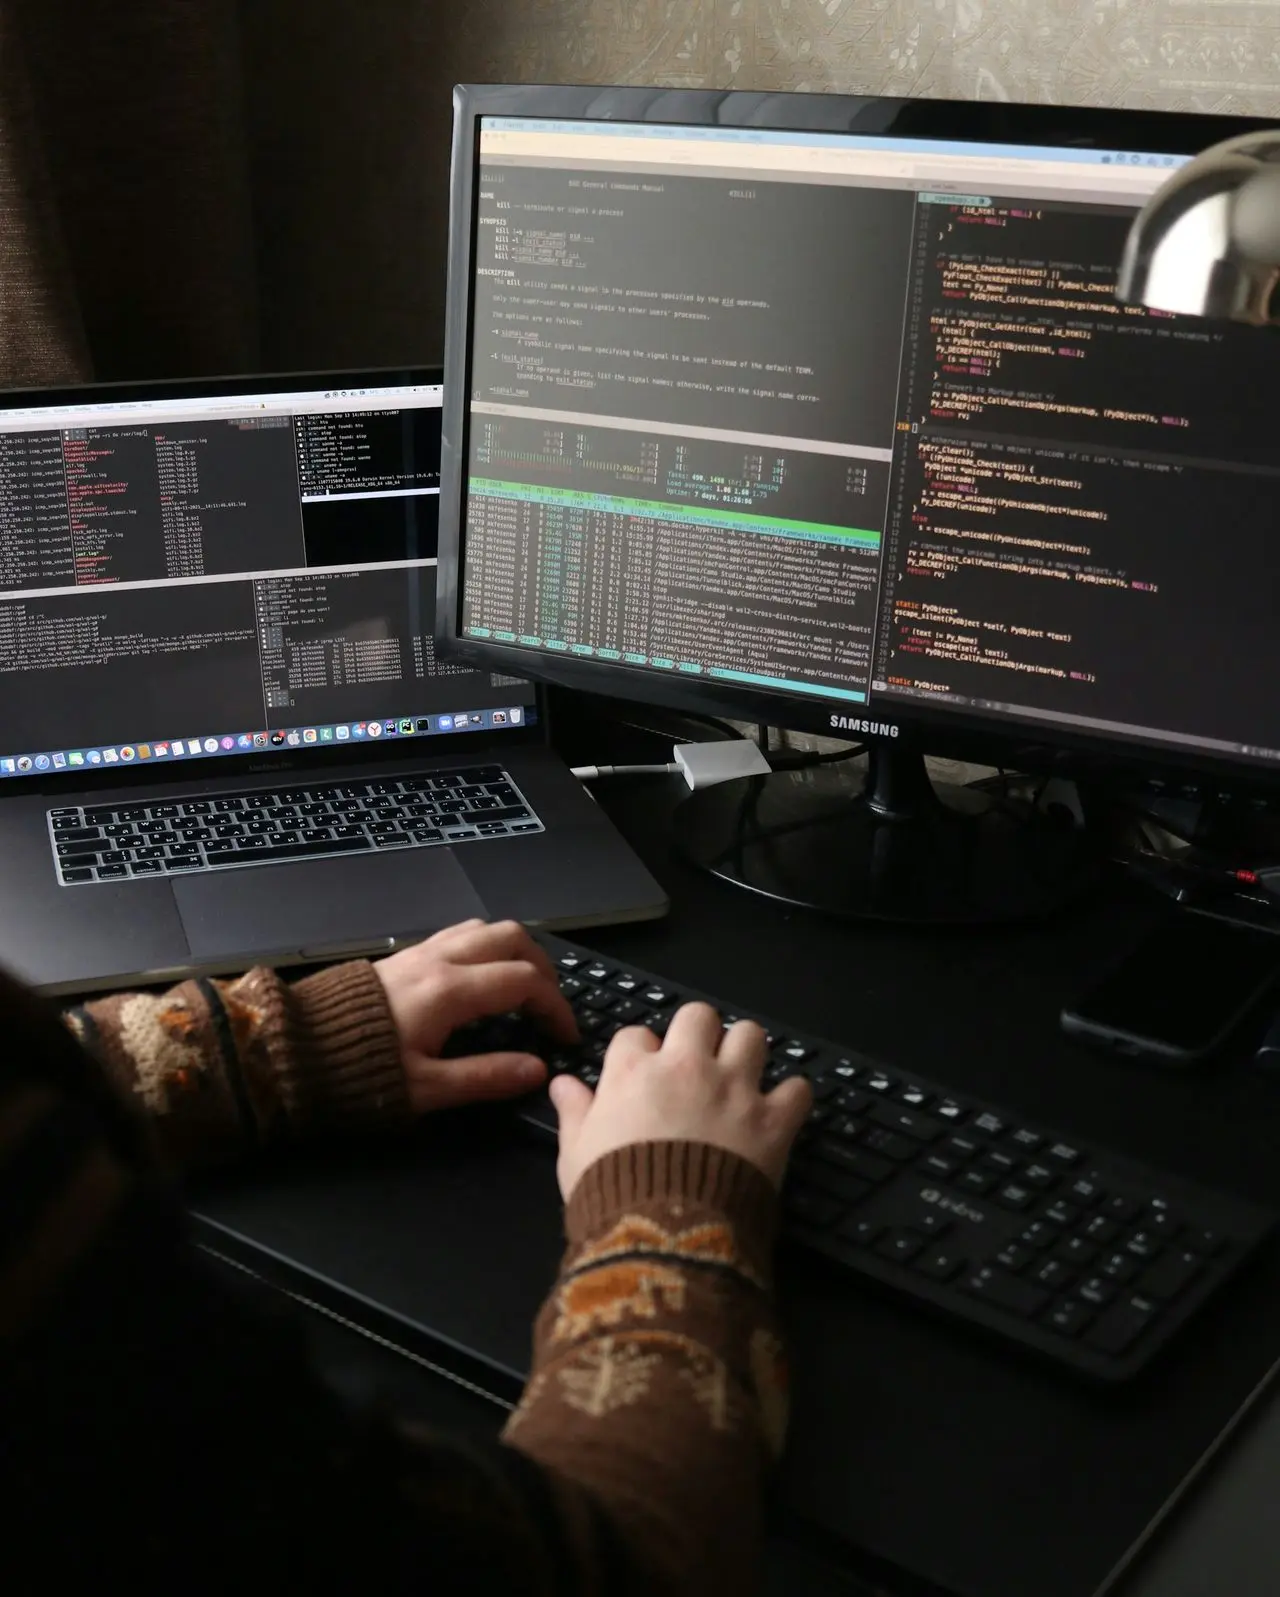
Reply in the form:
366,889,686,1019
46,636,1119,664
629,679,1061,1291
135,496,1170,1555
1067,1176,1106,1207
1085,1294,1159,1355
979,1148,1019,1176
1185,1227,1226,1257
1077,1274,1117,1308
908,1209,951,1237
301,828,334,843
1125,1230,1162,1261
612,973,642,994
51,827,101,844
996,1242,1037,1273
915,1246,966,1283
134,846,167,861
1032,1259,1076,1292
130,861,163,877
997,1183,1035,1211
1047,1142,1082,1167
935,1099,966,1122
60,867,93,883
869,1103,945,1143
864,1073,895,1094
876,1229,925,1264
164,858,201,872
972,1112,1006,1138
1046,1301,1095,1338
1054,1237,1098,1268
98,851,130,867
836,1088,873,1115
861,1128,916,1163
1018,1221,1058,1249
838,1217,883,1248
1138,1250,1203,1301
1084,1215,1120,1243
958,1168,997,1196
807,1075,842,1103
1008,1128,1044,1153
919,1152,959,1181
1099,1251,1139,1283
583,963,612,982
1023,1162,1059,1190
780,1041,813,1064
896,1084,931,1108
167,844,200,858
205,837,372,868
1044,1201,1081,1227
812,1140,894,1184
1146,1211,1183,1242
963,1267,1049,1319
944,1133,983,1160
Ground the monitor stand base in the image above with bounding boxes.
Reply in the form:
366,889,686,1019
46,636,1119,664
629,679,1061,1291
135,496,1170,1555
674,747,1098,926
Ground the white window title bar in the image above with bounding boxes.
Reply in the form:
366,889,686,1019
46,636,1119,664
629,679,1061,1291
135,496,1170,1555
0,384,443,435
480,124,1180,199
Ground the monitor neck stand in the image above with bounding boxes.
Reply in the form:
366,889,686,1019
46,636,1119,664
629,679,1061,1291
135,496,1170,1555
674,744,1096,926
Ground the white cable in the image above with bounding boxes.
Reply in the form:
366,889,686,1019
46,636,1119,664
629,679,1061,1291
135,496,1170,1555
570,762,681,781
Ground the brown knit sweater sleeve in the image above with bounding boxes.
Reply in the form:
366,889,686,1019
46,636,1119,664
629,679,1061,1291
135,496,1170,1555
494,1141,786,1596
63,961,409,1164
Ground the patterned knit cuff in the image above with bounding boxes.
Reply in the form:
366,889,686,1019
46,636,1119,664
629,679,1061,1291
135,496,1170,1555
564,1141,779,1282
286,960,410,1127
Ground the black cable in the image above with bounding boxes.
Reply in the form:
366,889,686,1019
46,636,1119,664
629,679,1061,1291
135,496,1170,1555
769,742,866,771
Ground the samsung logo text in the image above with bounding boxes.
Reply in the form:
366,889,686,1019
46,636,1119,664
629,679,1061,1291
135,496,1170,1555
829,716,900,737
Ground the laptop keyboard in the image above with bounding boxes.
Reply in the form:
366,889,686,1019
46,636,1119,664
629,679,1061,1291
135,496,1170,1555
47,765,543,885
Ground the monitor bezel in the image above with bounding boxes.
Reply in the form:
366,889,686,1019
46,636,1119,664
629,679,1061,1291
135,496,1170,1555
438,84,1280,794
0,363,545,797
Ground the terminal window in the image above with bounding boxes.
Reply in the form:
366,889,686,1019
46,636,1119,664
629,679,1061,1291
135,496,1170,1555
0,392,527,755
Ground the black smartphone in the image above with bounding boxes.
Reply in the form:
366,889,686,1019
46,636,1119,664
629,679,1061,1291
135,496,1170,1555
1061,910,1280,1065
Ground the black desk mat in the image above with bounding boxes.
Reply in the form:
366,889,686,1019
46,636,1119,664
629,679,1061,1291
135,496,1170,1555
194,764,1280,1597
192,1109,1280,1597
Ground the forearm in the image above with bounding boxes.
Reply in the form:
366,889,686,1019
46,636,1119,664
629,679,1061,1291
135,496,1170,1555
501,1140,786,1596
64,960,409,1168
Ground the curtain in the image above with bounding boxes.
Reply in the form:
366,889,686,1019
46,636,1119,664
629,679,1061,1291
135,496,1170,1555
0,1,258,388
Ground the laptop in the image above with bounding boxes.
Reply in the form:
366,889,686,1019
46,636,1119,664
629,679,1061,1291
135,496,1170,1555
0,368,667,994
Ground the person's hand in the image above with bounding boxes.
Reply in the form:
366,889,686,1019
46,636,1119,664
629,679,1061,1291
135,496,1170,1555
549,1003,812,1201
374,920,578,1113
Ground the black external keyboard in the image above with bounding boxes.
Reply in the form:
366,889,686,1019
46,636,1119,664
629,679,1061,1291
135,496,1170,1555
47,765,543,885
503,934,1275,1383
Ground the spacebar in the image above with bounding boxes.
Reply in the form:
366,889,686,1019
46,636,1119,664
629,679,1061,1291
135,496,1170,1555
204,837,373,867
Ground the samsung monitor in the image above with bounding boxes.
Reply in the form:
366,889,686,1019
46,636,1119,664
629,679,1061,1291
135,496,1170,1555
438,87,1280,921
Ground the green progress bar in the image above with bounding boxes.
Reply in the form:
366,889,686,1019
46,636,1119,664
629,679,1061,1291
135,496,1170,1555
470,477,879,548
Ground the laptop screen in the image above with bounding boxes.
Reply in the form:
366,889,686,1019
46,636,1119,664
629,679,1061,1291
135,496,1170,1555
0,374,537,780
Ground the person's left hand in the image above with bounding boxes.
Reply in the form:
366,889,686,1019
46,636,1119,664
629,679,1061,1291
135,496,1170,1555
373,919,578,1113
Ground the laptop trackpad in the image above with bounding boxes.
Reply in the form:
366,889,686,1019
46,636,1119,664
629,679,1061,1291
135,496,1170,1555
173,849,487,963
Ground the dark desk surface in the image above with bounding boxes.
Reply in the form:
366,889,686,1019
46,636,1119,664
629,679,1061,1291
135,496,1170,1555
192,710,1280,1597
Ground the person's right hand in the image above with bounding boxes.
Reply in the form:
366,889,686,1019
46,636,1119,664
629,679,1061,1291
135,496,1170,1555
549,1002,812,1201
